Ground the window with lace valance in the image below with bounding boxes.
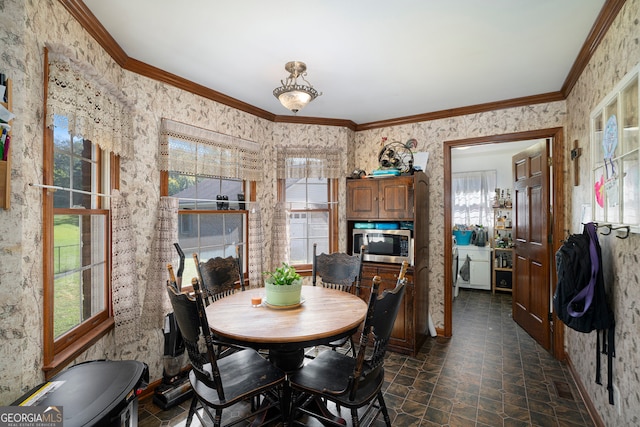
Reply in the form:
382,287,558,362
45,43,134,158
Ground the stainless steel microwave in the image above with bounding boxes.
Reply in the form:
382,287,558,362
352,229,413,265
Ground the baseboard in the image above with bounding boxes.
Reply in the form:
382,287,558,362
565,353,605,427
138,377,162,401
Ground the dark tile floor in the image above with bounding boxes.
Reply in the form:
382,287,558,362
138,289,594,426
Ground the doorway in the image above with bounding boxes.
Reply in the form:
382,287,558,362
443,128,566,360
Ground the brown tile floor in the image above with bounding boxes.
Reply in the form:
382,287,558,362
138,289,594,426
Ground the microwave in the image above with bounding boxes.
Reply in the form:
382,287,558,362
352,229,413,265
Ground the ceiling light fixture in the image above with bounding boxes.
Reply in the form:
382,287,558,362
273,61,321,113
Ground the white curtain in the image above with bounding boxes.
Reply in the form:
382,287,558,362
159,118,262,181
45,43,134,158
141,197,179,330
248,205,265,288
111,190,140,346
270,202,290,271
275,147,344,179
452,170,497,227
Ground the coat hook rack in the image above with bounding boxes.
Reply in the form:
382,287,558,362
587,222,631,239
586,222,612,235
611,225,630,239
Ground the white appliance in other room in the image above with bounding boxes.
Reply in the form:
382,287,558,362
457,245,491,291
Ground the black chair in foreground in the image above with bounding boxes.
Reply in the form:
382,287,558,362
166,277,286,427
311,243,364,356
288,261,409,427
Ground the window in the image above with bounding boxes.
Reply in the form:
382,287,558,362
43,44,134,377
452,170,497,227
159,118,263,287
167,172,247,281
274,147,342,267
285,177,331,264
43,116,112,375
590,61,640,234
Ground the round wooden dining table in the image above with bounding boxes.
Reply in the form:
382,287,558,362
205,285,368,371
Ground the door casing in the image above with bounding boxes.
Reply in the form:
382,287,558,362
443,128,565,361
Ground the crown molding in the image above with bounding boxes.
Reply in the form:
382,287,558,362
355,92,565,131
561,0,627,97
61,0,623,131
273,115,357,131
124,58,277,120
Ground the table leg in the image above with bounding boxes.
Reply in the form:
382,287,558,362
268,348,305,372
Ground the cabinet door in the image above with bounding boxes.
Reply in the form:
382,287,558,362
359,265,414,350
378,177,413,219
347,179,379,219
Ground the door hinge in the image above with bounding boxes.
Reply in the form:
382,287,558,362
548,312,553,322
548,156,553,167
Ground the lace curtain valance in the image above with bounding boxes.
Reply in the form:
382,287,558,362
276,147,345,179
160,118,262,181
44,43,134,158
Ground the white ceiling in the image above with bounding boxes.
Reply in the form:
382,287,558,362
83,0,606,124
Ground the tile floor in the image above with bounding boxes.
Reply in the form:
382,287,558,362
138,289,594,426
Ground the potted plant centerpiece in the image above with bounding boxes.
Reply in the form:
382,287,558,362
263,263,303,306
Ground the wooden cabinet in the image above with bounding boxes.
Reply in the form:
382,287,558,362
346,176,414,220
346,172,429,356
360,264,417,354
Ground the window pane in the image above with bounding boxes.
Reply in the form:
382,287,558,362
53,213,107,338
53,152,71,208
285,177,328,209
285,176,330,264
177,212,245,281
622,151,639,224
169,173,244,210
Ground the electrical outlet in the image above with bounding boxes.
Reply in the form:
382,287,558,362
613,384,621,416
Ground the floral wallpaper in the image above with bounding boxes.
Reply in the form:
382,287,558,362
564,0,640,425
0,1,638,424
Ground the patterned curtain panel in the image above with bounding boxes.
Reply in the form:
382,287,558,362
276,147,345,179
141,197,179,331
248,204,265,288
159,118,262,181
270,202,290,271
44,43,134,158
111,190,140,346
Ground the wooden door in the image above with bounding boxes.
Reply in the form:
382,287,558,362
378,176,413,219
346,179,379,219
512,140,552,351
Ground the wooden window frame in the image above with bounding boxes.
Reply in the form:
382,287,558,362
278,178,339,273
42,127,115,379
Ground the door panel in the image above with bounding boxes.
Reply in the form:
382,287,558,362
512,140,551,351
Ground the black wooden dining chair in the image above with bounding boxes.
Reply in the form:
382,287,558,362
166,277,286,427
289,262,408,427
311,243,364,356
193,245,245,306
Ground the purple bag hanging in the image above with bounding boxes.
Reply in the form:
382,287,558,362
567,222,599,317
